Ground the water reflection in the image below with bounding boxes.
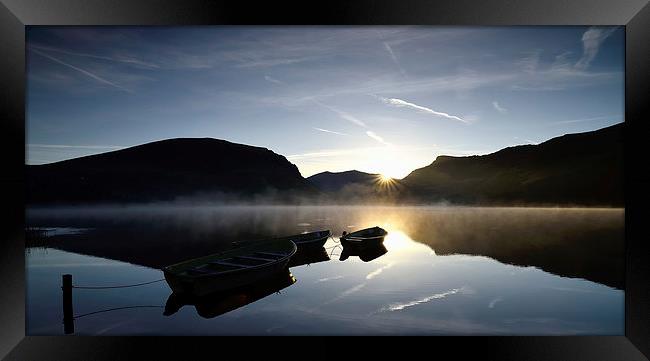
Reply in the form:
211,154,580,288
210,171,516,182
338,241,388,262
288,247,331,268
27,206,623,290
25,206,625,335
27,205,624,291
26,230,623,335
164,268,296,319
162,247,330,319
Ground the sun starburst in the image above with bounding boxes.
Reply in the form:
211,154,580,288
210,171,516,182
374,173,400,193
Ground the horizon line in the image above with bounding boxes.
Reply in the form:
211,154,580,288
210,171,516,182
26,121,623,179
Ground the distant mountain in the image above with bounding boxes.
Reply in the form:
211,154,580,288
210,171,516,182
401,123,624,206
27,138,317,205
307,170,380,192
307,170,404,203
27,124,625,206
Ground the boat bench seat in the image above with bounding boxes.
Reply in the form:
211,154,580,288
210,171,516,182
186,268,214,275
235,255,276,262
344,236,371,241
208,260,250,268
253,251,286,258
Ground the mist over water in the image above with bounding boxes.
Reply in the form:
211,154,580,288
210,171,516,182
26,205,624,335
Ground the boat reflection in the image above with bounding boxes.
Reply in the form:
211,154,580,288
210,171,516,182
288,246,331,268
163,268,296,319
31,207,624,290
338,241,388,262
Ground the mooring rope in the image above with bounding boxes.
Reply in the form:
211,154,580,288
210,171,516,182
73,305,164,319
328,245,342,257
70,234,342,290
71,279,165,289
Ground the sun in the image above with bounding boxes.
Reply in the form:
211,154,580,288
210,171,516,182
374,173,400,192
379,173,393,182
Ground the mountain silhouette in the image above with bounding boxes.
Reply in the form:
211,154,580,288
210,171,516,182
27,138,317,205
401,123,623,206
308,170,403,203
307,170,380,192
27,124,623,206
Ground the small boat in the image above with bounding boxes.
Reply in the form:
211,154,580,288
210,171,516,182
164,268,297,319
163,239,297,296
283,230,331,249
233,230,331,251
340,226,388,247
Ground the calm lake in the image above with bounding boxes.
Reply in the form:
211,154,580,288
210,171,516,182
26,205,624,335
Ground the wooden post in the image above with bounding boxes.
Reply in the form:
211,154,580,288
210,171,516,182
62,274,74,334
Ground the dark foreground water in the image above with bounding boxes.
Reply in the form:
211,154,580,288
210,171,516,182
26,206,624,335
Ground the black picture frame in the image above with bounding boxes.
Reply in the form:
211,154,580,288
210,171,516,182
1,0,648,359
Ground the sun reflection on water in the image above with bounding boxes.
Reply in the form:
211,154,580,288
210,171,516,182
381,228,420,252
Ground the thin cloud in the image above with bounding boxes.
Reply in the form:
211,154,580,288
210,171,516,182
30,44,160,69
28,144,126,150
236,56,316,68
114,56,160,69
314,128,349,136
510,37,619,92
517,49,542,73
311,99,367,127
286,149,353,160
548,115,620,125
488,297,503,309
512,137,538,144
379,97,466,123
264,75,285,85
492,101,507,114
366,131,391,146
339,112,367,128
383,42,407,78
286,144,437,160
575,27,617,70
29,47,133,93
551,51,574,71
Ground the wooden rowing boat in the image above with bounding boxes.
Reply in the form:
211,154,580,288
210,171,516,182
281,230,331,249
163,239,297,296
340,226,388,248
233,230,331,251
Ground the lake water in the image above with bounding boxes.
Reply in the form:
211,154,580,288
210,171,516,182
26,205,624,335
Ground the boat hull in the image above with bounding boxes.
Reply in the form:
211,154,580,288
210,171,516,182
164,258,291,297
277,230,331,251
232,230,331,251
295,237,328,250
340,226,387,248
163,239,297,297
339,235,385,248
164,269,297,318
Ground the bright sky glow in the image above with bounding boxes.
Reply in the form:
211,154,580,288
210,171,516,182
26,26,624,179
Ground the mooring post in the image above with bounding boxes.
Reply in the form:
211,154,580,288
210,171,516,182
62,274,74,334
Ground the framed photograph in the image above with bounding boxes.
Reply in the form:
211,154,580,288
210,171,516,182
1,0,649,359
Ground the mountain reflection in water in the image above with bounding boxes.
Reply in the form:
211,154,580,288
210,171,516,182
27,206,624,289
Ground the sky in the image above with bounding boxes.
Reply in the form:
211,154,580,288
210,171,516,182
26,26,624,179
